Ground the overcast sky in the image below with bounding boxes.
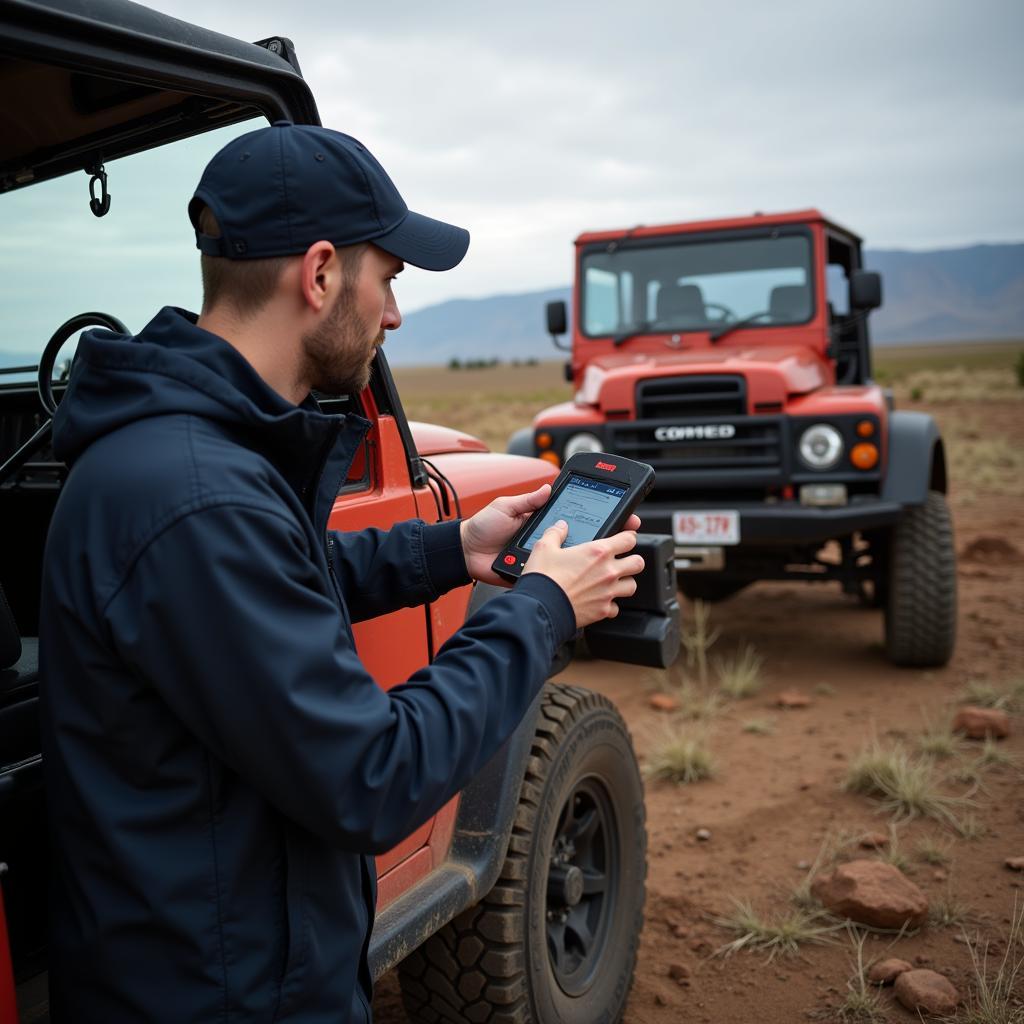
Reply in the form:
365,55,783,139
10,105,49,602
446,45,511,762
2,0,1022,357
150,0,1023,314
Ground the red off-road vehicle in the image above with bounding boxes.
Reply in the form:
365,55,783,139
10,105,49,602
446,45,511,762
0,3,666,1020
510,211,956,667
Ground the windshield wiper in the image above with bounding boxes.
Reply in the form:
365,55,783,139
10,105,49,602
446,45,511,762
710,311,771,344
611,321,654,347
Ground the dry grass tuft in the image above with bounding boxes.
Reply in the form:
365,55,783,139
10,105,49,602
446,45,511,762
742,717,775,736
649,661,725,723
929,890,976,929
975,737,1017,772
952,738,1017,792
960,679,1024,714
874,824,912,875
792,829,857,911
955,813,987,841
915,835,954,867
682,599,720,687
714,643,764,699
834,926,890,1023
939,898,1024,1024
678,682,726,722
644,725,715,785
844,740,970,828
814,682,838,697
713,899,839,961
917,711,964,760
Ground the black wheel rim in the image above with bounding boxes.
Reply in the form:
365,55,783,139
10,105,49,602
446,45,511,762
544,775,617,996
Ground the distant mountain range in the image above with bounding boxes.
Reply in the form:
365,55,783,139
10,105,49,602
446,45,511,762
383,242,1024,366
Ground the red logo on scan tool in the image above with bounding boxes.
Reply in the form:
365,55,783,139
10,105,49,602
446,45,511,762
595,461,617,471
504,554,517,565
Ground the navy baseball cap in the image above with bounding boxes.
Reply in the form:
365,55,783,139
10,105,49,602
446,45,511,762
189,121,469,271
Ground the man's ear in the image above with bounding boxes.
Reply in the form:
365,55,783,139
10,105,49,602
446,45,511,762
299,241,338,313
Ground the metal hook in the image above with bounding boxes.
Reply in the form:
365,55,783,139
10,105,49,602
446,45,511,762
87,162,111,217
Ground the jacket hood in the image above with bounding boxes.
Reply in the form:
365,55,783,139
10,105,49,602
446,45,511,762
53,307,341,469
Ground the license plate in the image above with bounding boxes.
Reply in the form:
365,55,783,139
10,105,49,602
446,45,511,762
672,510,740,545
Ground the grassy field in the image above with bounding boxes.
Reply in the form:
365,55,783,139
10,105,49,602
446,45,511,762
872,338,1021,378
393,361,572,452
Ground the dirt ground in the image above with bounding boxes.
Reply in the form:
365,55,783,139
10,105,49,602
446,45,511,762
375,354,1023,1022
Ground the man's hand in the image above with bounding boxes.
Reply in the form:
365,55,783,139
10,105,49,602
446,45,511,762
460,484,552,584
522,522,644,629
459,483,641,586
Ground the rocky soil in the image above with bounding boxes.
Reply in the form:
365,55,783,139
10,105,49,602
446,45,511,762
373,396,1024,1023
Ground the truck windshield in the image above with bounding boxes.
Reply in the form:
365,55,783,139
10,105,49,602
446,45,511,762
580,232,813,339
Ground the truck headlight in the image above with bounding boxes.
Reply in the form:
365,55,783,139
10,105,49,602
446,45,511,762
798,424,843,469
564,432,603,458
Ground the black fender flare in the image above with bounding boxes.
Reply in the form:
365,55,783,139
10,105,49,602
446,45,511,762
881,410,947,506
506,426,535,457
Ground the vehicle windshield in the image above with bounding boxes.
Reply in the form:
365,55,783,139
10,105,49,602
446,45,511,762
580,231,813,338
0,120,264,382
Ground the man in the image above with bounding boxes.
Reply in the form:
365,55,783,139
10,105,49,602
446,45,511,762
39,121,642,1022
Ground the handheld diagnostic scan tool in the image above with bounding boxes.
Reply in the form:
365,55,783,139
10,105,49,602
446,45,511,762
493,452,655,582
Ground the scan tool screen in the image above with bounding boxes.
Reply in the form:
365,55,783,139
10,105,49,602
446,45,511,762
522,474,627,551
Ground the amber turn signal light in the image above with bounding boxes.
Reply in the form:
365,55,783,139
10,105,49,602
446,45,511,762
539,451,561,467
536,432,553,449
856,420,875,438
850,443,879,470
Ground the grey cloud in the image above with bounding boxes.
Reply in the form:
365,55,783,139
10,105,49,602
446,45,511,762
3,0,1021,331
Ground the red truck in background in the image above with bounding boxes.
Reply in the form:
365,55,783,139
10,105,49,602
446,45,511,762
509,209,956,667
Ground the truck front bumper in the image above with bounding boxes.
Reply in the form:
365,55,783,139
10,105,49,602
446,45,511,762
638,497,905,547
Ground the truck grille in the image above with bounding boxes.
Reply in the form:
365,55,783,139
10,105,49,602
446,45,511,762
607,415,785,499
636,375,746,419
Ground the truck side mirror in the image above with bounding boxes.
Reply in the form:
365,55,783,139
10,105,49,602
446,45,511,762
850,270,882,311
546,300,567,337
545,300,570,351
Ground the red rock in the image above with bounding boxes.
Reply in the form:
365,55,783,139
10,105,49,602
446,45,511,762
1006,857,1024,872
810,859,928,929
866,957,913,985
859,831,889,849
649,693,679,712
952,706,1010,740
777,689,811,708
894,969,959,1016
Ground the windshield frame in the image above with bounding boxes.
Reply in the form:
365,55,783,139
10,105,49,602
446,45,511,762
576,224,817,341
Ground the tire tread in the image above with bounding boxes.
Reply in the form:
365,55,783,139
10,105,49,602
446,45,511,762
885,490,957,667
398,685,646,1023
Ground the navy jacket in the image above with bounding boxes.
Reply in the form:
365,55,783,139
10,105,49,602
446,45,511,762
39,307,575,1023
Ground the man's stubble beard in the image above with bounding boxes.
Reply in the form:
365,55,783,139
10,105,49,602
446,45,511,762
300,284,384,397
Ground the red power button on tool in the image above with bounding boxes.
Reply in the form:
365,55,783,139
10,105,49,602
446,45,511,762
503,554,517,565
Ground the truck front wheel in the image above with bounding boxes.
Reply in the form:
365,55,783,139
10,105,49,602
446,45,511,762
884,490,957,667
398,685,647,1024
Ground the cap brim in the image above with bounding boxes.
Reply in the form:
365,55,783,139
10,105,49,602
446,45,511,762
373,210,470,271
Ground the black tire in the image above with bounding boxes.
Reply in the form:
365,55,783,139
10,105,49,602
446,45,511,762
884,490,956,667
398,685,647,1024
